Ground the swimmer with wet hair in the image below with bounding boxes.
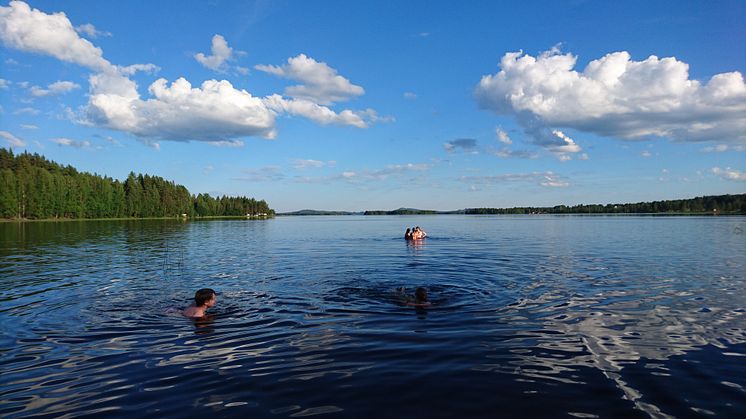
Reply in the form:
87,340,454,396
398,286,432,307
183,288,217,318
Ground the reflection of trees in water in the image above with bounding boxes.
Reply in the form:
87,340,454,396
119,222,190,280
161,239,186,279
485,283,745,418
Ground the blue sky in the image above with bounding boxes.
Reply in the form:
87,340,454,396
1,0,744,212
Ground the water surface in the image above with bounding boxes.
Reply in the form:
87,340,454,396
1,216,744,418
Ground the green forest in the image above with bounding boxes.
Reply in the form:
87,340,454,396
465,194,746,215
0,148,273,220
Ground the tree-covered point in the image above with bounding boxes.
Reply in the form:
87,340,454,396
0,148,273,220
465,194,746,215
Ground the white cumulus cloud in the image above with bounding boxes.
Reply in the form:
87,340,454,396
74,23,111,39
117,63,160,76
0,130,26,147
86,75,278,142
0,1,114,71
256,54,364,105
496,127,512,144
711,167,746,181
263,94,372,128
475,49,746,150
549,130,582,159
194,34,233,72
2,2,380,144
30,80,80,97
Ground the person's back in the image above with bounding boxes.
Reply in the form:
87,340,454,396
183,288,217,318
405,228,412,239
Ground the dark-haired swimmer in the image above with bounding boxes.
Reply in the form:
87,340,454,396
398,286,432,307
183,288,217,318
405,228,412,240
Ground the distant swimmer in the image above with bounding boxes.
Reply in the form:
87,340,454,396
405,228,413,240
398,286,432,307
183,288,217,318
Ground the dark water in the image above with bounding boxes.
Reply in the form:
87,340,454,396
1,215,744,418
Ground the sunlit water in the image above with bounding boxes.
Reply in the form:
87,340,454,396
1,215,744,418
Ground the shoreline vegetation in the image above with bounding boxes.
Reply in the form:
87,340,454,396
0,148,274,221
279,194,746,216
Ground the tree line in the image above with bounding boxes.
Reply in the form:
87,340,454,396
0,148,273,220
465,194,746,215
364,208,438,215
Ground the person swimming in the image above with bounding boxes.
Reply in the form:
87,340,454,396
405,226,427,240
398,286,432,307
412,226,427,240
183,288,217,318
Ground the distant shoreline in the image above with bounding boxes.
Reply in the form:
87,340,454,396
0,215,273,223
278,193,745,216
4,193,744,221
276,212,741,216
3,212,744,222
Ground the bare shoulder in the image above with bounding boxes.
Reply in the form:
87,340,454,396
182,306,203,318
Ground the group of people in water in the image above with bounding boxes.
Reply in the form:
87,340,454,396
183,226,432,318
404,226,427,240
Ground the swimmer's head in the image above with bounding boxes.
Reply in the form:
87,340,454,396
194,288,217,307
415,287,428,303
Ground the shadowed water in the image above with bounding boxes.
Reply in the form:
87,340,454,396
1,215,744,418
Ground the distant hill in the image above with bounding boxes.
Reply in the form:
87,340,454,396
364,208,463,215
278,209,359,216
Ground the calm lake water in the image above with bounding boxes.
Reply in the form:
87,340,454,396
1,215,745,418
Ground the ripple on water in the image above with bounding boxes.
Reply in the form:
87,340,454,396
0,216,745,418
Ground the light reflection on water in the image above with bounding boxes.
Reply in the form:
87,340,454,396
0,216,744,418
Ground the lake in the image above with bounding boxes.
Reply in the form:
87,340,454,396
1,215,744,418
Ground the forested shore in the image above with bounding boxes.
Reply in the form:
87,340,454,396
0,148,273,220
464,194,746,215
